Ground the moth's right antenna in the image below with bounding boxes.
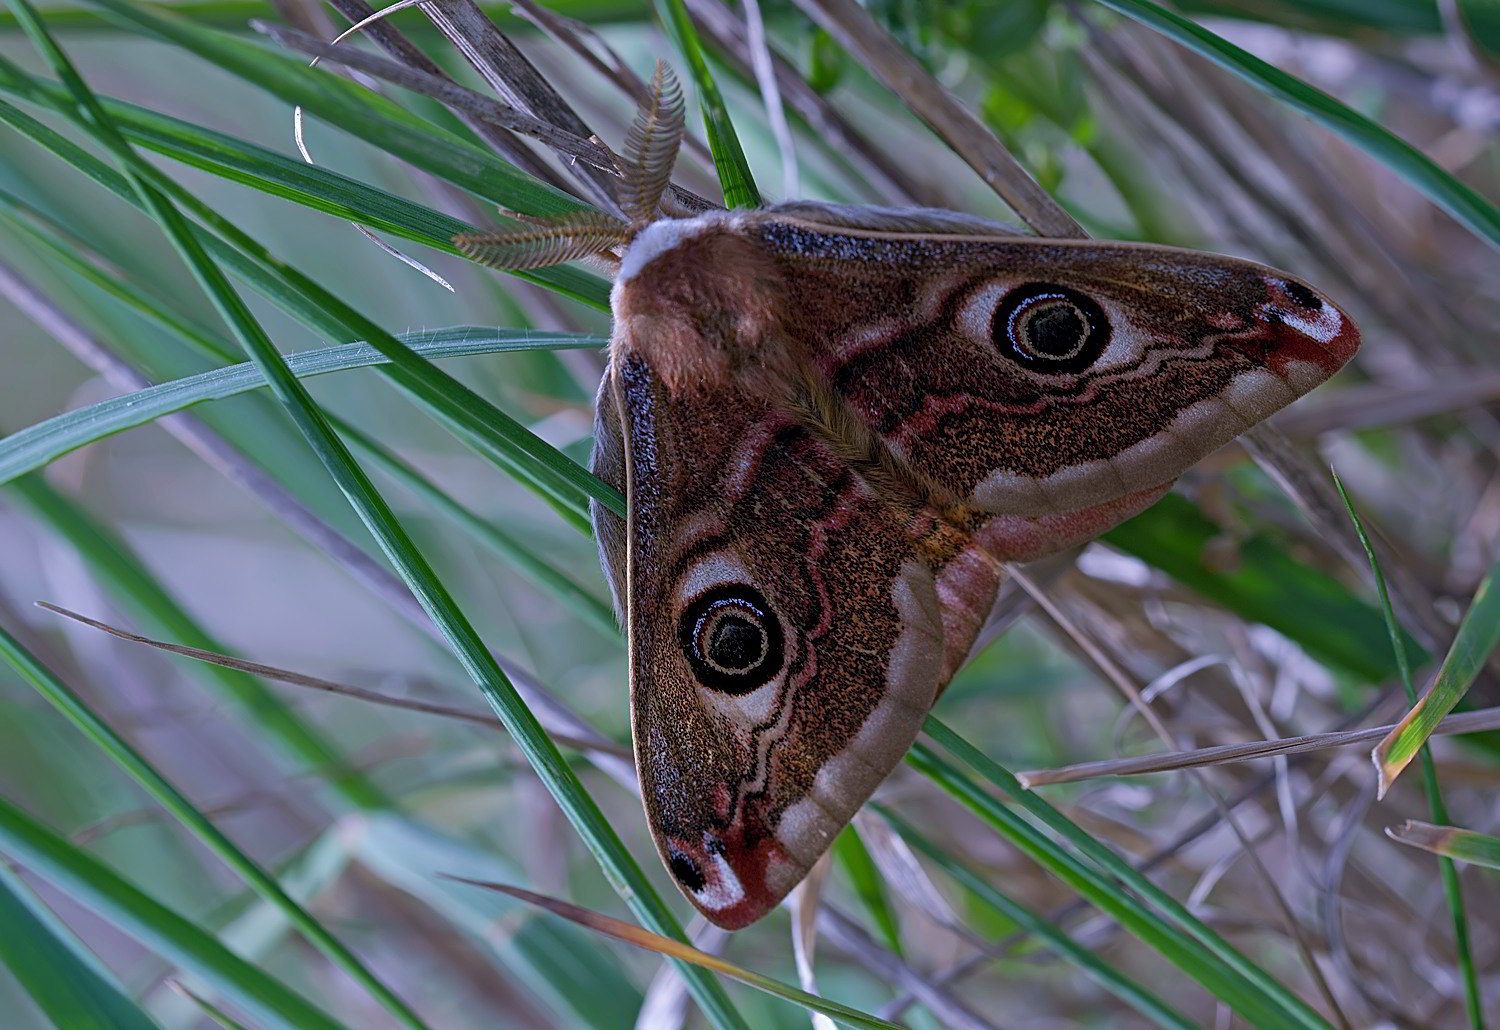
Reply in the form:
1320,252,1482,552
454,62,683,272
619,61,685,227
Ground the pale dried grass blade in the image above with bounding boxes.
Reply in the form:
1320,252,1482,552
33,602,628,758
792,0,1084,237
791,854,836,1030
634,919,727,1030
853,810,962,932
449,880,902,1030
1020,707,1500,786
260,22,618,175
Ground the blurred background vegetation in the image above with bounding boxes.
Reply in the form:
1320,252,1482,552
0,0,1497,1027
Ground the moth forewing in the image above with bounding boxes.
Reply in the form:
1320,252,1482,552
591,208,1357,929
746,218,1359,518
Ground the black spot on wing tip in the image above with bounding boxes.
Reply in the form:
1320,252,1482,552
1282,280,1323,311
668,848,705,892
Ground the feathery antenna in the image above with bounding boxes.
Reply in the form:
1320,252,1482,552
453,61,686,272
620,61,686,226
454,211,631,270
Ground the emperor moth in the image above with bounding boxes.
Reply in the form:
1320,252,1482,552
457,64,1358,929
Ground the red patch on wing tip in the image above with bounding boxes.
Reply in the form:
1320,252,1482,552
698,885,778,931
665,824,790,930
1323,314,1361,371
1242,277,1360,380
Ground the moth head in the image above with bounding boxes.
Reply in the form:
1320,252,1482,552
611,215,792,390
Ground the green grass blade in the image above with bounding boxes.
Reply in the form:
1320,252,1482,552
906,742,1319,1029
81,0,585,218
1088,0,1500,251
0,89,616,529
353,815,643,1030
831,825,902,954
0,797,349,1030
1387,821,1500,871
168,983,254,1030
1330,473,1419,692
0,328,602,486
921,717,1335,1030
0,863,162,1030
1174,0,1458,37
2,193,615,634
144,173,610,526
1373,562,1500,794
653,0,760,207
339,417,619,637
0,61,610,307
1331,471,1481,1028
0,621,431,1030
5,10,426,1025
11,8,741,1024
880,810,1198,1030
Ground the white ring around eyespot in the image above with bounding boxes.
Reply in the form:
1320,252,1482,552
1009,296,1093,360
954,281,1144,372
953,282,1008,344
674,550,755,610
694,604,771,675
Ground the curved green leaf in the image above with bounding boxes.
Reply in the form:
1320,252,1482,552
0,864,161,1030
0,328,603,487
1090,0,1500,251
0,797,348,1030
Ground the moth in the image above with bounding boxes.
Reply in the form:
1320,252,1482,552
457,65,1358,929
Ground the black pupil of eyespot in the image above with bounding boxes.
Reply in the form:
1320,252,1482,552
1283,280,1323,310
708,616,762,671
679,584,784,694
1025,303,1087,357
992,283,1109,373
